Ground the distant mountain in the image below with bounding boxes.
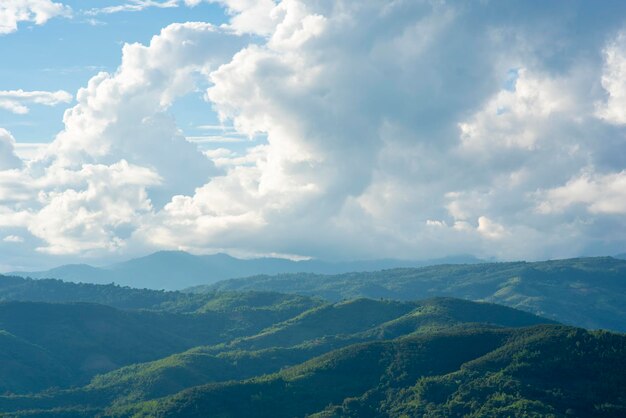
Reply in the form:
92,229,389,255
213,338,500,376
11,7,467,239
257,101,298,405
8,250,483,290
0,273,321,315
614,252,626,260
206,256,626,332
0,273,208,311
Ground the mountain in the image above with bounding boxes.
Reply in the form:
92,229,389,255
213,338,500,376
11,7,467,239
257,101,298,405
0,290,622,417
0,293,320,393
110,325,626,418
0,297,554,415
5,255,626,332
206,256,626,332
8,251,482,290
0,274,197,310
1,258,625,416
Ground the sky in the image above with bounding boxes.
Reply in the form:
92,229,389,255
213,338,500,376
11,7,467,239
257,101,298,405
0,0,626,270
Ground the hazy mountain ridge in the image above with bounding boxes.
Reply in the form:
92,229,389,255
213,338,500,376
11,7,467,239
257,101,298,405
4,255,626,331
7,251,483,290
205,256,626,332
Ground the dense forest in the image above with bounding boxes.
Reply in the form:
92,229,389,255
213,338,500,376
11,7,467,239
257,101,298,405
0,257,625,416
204,256,626,332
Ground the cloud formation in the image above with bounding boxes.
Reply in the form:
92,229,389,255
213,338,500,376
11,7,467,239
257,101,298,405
1,0,626,268
0,129,23,170
0,90,73,114
86,0,179,16
0,0,71,34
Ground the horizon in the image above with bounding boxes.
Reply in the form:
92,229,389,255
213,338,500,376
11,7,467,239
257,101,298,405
4,248,624,276
1,1,626,272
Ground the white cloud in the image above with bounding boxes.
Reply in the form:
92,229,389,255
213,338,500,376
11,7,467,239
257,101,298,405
477,216,507,240
156,0,625,260
0,90,73,114
0,22,246,256
185,135,246,143
0,129,23,170
3,1,626,267
3,235,24,243
12,142,48,162
86,0,277,36
458,68,585,152
179,0,277,35
537,170,626,215
28,161,161,254
218,0,277,35
0,0,71,34
46,22,245,206
86,0,179,16
596,31,626,125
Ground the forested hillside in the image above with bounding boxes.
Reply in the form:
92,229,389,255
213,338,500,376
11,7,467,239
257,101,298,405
111,326,626,418
0,259,624,417
205,257,626,332
0,294,320,393
0,297,560,416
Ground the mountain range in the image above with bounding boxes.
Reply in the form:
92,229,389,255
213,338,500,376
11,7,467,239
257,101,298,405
0,291,623,417
203,256,626,332
7,251,482,290
4,255,626,332
0,256,625,417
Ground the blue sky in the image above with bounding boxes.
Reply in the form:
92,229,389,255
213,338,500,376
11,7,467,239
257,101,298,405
0,1,228,143
0,0,625,270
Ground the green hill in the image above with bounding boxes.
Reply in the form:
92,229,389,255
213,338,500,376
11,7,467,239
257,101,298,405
0,274,321,317
205,257,626,332
5,256,625,333
0,297,553,415
111,325,626,418
0,274,198,311
0,295,320,394
0,269,623,418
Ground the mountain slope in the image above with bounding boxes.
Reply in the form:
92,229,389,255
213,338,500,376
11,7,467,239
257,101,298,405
207,256,626,332
0,295,320,394
0,298,553,414
0,274,199,310
83,298,553,406
111,325,626,418
0,274,320,315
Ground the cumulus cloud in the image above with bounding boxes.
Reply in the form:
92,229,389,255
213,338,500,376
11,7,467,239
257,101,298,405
46,22,245,205
0,0,71,34
538,170,626,215
87,0,277,35
177,0,625,260
0,89,73,114
0,22,244,256
28,161,161,254
2,0,626,267
212,0,277,35
596,32,626,125
0,129,23,170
